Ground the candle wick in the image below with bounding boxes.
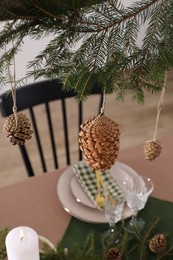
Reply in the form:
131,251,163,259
20,236,24,241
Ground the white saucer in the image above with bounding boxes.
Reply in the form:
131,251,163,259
70,161,134,208
57,161,139,223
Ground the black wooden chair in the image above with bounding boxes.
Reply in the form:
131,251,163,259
0,79,103,177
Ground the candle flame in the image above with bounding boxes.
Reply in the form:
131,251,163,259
20,228,24,241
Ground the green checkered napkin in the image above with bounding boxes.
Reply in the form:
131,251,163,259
73,161,124,210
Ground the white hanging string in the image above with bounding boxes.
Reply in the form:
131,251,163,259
100,88,106,115
11,52,18,129
94,89,106,122
5,22,18,129
153,72,167,141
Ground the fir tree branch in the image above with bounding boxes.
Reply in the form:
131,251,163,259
0,0,172,102
133,0,167,83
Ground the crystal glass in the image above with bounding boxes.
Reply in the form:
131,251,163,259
101,186,125,248
124,175,154,232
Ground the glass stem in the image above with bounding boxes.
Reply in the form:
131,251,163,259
131,208,138,222
109,219,115,232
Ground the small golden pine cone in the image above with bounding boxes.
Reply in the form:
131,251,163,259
3,113,33,145
149,234,166,254
79,115,120,172
144,140,162,161
103,247,121,260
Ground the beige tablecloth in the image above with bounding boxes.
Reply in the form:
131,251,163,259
0,135,172,245
119,135,173,202
0,169,71,245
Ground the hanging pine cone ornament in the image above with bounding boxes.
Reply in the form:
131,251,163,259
79,115,120,172
3,113,33,145
149,234,166,254
103,247,121,260
144,140,162,161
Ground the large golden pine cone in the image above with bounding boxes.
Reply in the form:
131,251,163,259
103,247,121,260
3,113,33,145
149,233,166,254
144,140,162,161
79,115,120,172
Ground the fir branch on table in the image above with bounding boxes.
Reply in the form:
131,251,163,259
140,217,160,259
40,232,98,260
155,244,173,260
1,220,173,259
0,228,9,259
0,0,173,103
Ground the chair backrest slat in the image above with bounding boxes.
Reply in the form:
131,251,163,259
29,107,47,173
19,145,34,177
45,102,58,169
61,98,70,165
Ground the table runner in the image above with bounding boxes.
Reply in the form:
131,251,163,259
61,196,173,259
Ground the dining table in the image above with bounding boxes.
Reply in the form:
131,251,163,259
0,134,173,258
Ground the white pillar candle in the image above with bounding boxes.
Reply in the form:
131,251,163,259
5,226,40,260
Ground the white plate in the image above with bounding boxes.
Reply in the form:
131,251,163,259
57,161,139,223
71,161,134,208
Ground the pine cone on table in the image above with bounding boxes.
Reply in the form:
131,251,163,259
79,115,120,172
144,140,162,161
149,233,166,254
3,113,33,145
103,247,121,260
